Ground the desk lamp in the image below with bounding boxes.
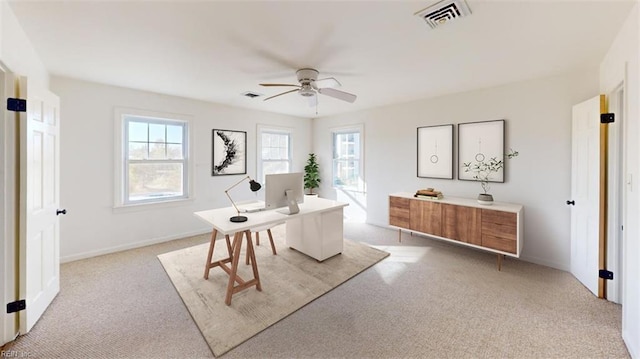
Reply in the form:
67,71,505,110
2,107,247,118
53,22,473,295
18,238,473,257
225,175,262,223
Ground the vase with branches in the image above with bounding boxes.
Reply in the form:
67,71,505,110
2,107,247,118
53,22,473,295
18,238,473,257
462,148,519,203
304,153,321,195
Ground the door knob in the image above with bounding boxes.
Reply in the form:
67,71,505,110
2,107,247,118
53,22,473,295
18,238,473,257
56,209,67,215
566,200,575,206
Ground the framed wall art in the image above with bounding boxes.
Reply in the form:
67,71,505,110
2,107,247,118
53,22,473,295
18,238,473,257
417,124,454,179
458,119,505,182
212,129,247,176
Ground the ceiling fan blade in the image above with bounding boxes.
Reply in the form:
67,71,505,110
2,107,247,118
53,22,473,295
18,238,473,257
314,77,341,89
259,83,300,87
263,88,299,101
318,88,357,103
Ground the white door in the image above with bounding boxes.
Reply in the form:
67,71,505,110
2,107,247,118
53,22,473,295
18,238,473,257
607,87,624,304
570,95,602,297
1,67,19,345
18,77,61,333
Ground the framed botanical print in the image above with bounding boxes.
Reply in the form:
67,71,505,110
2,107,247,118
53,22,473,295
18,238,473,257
417,124,454,179
458,120,505,182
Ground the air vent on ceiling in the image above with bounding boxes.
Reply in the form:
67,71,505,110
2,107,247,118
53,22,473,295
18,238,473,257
415,0,471,29
242,91,262,99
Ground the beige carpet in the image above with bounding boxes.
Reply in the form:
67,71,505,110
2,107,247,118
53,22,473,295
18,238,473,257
2,222,628,358
157,231,389,357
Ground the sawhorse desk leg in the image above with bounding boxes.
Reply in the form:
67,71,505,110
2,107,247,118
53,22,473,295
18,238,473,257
203,229,234,280
225,231,261,305
203,229,262,306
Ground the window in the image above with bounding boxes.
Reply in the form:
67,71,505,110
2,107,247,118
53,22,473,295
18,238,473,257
116,109,191,206
258,126,292,183
332,126,363,191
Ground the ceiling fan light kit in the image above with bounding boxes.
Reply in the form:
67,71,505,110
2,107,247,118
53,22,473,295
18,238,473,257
259,68,357,104
299,86,315,97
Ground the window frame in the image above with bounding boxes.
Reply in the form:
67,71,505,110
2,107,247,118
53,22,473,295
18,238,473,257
114,107,194,208
331,124,365,193
256,124,293,184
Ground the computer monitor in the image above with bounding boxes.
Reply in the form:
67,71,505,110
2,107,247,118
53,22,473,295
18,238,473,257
265,172,305,215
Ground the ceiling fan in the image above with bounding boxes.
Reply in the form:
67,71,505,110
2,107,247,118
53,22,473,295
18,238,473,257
259,68,357,104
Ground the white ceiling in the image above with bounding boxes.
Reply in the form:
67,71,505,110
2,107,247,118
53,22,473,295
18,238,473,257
8,0,635,119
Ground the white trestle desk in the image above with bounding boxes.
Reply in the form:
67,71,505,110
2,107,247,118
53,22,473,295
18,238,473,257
194,197,348,305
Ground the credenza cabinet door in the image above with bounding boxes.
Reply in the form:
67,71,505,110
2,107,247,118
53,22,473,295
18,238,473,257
409,200,442,236
442,204,482,245
389,196,410,228
481,209,517,254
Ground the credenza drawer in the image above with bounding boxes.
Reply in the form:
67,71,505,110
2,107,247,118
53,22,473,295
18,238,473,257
481,222,516,239
389,196,410,228
482,209,516,227
482,234,517,254
390,196,410,210
482,210,516,238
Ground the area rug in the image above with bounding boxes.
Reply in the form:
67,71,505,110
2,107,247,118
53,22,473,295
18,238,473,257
157,227,389,357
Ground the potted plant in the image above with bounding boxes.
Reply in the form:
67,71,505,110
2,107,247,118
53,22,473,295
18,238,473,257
304,153,321,196
463,149,519,204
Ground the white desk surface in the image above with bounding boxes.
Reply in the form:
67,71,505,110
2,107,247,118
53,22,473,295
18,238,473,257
194,197,349,235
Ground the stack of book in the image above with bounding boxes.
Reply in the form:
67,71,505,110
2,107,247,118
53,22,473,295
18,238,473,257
414,188,443,200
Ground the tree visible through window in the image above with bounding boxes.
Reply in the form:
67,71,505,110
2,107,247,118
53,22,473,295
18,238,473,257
124,116,188,204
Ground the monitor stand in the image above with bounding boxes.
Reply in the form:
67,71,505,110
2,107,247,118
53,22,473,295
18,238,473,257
276,189,300,215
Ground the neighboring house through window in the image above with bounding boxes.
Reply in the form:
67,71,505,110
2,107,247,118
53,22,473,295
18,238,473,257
115,108,191,206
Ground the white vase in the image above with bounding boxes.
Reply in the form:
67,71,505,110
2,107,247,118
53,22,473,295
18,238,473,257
477,193,494,205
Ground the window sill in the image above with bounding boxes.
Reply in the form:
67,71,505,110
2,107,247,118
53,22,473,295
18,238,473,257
333,187,366,194
112,196,195,214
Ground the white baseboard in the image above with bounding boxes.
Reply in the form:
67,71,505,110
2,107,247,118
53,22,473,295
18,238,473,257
518,254,569,272
60,228,212,263
623,330,638,359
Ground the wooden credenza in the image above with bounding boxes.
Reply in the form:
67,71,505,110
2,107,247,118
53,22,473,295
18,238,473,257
389,193,523,267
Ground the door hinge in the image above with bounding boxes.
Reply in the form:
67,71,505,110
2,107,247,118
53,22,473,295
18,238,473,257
6,98,26,112
6,299,26,313
599,269,614,280
600,113,615,123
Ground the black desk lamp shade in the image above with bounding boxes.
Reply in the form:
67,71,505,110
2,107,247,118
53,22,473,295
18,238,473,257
225,176,262,222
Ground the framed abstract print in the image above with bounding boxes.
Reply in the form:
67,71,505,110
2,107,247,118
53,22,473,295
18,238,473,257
212,129,247,176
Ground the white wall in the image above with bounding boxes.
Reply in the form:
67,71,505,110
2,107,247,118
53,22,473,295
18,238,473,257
313,70,599,271
0,2,49,88
600,3,640,357
51,77,312,262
